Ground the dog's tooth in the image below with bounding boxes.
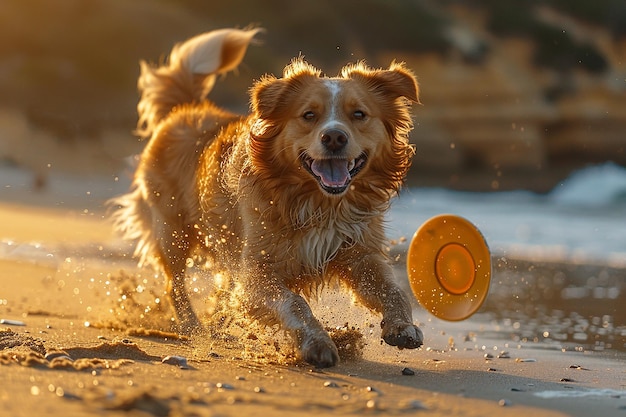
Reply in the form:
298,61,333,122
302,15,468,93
348,159,355,171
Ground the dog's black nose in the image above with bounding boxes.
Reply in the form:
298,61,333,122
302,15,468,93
321,129,348,152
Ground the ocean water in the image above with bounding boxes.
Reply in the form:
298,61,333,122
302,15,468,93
390,162,626,267
387,163,626,353
3,161,625,265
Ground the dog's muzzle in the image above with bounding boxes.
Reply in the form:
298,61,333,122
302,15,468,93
301,152,367,195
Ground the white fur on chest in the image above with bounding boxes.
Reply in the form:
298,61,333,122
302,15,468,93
295,202,370,272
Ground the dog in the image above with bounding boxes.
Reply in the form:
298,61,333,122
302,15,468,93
111,28,422,368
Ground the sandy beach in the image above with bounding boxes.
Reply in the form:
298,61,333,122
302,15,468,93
1,185,625,417
1,1,625,415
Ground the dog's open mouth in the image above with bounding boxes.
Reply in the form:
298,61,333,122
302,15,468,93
301,152,367,195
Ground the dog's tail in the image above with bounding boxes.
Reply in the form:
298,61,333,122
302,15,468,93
136,27,262,140
108,181,157,269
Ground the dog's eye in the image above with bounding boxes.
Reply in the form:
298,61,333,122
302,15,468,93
353,110,366,120
302,111,316,120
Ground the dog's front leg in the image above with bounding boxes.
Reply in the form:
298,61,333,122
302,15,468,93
340,251,423,350
243,278,339,368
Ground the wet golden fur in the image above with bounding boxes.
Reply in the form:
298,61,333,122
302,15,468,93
111,28,423,367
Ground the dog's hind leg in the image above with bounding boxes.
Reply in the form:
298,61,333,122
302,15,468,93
154,220,203,334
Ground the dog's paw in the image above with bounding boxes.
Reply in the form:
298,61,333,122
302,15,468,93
301,335,340,368
381,321,423,350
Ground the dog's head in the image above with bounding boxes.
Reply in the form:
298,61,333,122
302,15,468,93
249,59,419,198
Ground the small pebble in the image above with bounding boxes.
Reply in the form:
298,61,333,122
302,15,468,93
0,319,25,326
497,351,510,359
498,399,512,407
366,386,379,393
208,352,222,359
401,367,415,376
60,390,81,401
487,367,497,372
515,358,537,363
162,355,189,369
511,388,525,392
402,399,428,410
45,352,73,362
253,386,265,393
216,382,234,390
560,378,576,383
323,381,339,388
235,375,246,381
484,353,494,360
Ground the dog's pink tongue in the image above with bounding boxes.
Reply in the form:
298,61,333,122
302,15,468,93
311,159,349,188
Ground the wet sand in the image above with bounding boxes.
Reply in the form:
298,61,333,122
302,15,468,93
1,201,625,417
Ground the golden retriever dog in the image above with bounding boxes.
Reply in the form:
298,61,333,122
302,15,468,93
111,28,422,367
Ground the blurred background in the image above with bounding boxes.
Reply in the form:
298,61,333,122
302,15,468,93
1,0,625,193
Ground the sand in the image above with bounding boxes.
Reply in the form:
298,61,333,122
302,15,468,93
1,200,625,417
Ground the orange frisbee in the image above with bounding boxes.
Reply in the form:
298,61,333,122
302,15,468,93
407,214,491,321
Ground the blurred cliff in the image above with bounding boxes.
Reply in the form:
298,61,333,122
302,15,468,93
0,0,625,192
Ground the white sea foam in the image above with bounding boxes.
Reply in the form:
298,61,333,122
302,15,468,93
534,388,626,399
390,162,626,265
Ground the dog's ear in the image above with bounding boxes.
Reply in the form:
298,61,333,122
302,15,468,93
375,62,420,103
250,58,322,138
252,58,322,119
250,75,285,120
342,61,419,104
250,75,286,138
